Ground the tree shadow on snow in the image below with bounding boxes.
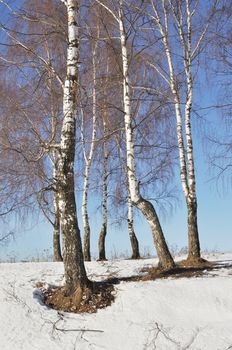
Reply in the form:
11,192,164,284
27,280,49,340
33,260,232,314
100,259,232,284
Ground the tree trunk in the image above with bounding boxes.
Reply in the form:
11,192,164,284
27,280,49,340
53,194,63,262
98,224,107,261
58,0,90,293
82,40,98,262
128,190,140,259
83,226,90,261
119,2,174,270
82,165,91,261
184,2,201,260
151,2,201,262
187,196,201,260
58,181,89,292
137,197,174,268
98,139,108,261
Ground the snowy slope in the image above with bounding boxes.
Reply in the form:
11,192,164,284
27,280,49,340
1,253,232,350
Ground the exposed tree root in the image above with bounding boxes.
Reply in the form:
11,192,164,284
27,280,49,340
178,257,210,268
140,260,222,281
43,282,115,313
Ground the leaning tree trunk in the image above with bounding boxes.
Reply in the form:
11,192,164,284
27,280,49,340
57,0,90,293
128,190,140,259
53,192,63,262
119,2,174,270
98,138,108,261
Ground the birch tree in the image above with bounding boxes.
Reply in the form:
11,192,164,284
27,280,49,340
81,37,98,262
95,0,175,269
56,0,90,291
0,0,98,295
0,0,66,262
127,188,140,259
119,1,175,268
114,133,141,259
98,118,109,260
81,3,116,261
51,154,63,262
207,2,232,187
145,0,219,263
96,44,122,260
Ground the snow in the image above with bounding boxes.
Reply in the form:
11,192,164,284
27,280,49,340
1,253,232,349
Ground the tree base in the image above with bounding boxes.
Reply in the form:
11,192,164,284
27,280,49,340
130,254,140,260
179,256,209,268
43,282,115,313
84,256,91,262
53,256,63,262
157,260,176,271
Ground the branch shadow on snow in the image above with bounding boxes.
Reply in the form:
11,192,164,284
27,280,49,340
33,288,45,306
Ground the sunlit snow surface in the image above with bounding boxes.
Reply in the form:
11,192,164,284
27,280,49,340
1,253,232,349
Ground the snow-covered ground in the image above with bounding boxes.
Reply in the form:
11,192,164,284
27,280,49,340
1,252,232,350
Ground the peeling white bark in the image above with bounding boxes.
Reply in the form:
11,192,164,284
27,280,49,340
98,126,108,261
119,0,174,269
184,0,196,200
153,1,189,198
127,188,140,259
57,0,89,291
184,0,200,258
115,129,140,259
119,3,140,205
150,0,200,259
52,153,62,262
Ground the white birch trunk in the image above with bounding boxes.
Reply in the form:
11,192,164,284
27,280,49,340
98,131,108,261
53,193,63,262
155,2,189,198
82,41,97,262
116,131,140,259
127,189,140,259
184,1,200,259
52,155,62,262
82,160,91,261
57,0,89,292
151,0,200,260
98,58,110,261
119,1,174,269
